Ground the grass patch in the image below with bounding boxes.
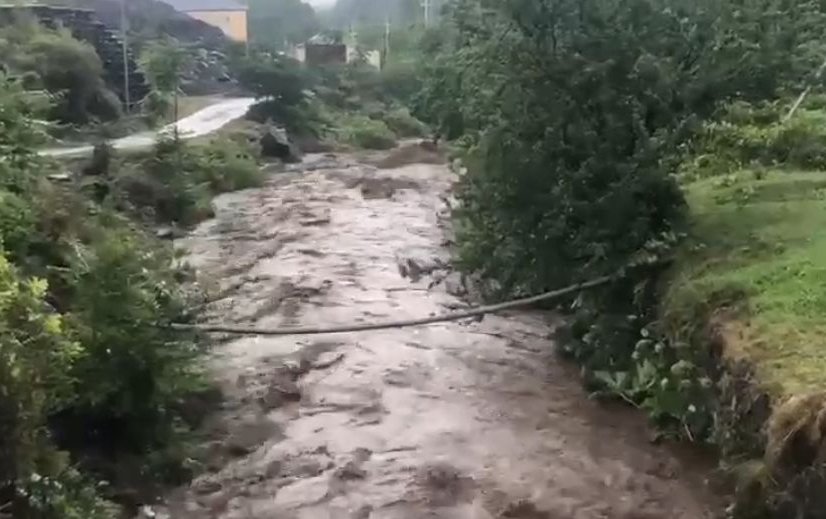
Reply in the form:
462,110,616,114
664,169,826,397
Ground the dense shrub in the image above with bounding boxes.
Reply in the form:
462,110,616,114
0,74,220,513
379,60,422,105
436,9,691,293
199,138,263,192
419,0,826,293
682,104,826,179
0,252,78,505
118,135,261,225
140,89,173,126
381,106,427,138
0,190,37,259
57,227,202,452
335,113,397,149
15,468,118,519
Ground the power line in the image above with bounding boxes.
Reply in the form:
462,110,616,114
165,260,670,337
384,16,390,66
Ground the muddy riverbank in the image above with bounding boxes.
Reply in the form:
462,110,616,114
160,148,721,518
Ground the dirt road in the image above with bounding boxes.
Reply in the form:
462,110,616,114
41,97,256,158
162,148,720,518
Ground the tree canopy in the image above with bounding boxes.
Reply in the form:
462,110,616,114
248,0,323,49
414,0,826,295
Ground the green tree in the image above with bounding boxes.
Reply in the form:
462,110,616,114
418,0,826,295
139,39,190,122
248,0,322,49
235,52,320,134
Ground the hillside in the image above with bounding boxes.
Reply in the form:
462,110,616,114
62,0,228,46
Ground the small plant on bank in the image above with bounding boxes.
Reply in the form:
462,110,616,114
335,113,397,150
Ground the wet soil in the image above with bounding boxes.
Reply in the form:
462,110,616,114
162,151,721,518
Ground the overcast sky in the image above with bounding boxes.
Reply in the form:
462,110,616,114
305,0,337,7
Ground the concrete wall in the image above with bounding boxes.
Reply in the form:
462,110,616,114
305,43,346,66
345,47,381,69
185,9,247,42
289,43,380,69
364,49,381,69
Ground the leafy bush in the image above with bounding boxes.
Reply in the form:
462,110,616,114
200,138,264,192
0,251,116,518
118,135,261,225
0,76,47,192
15,468,117,519
0,252,78,490
419,0,826,290
0,19,121,124
379,60,422,105
683,104,826,179
566,313,715,441
56,227,202,452
124,136,208,224
335,113,397,149
0,190,36,259
381,107,427,138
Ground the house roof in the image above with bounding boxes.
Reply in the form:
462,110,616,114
307,32,344,45
160,0,247,12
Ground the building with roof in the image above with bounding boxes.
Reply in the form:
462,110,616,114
285,32,380,69
160,0,247,42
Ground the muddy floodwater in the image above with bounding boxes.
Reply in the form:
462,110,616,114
162,148,720,518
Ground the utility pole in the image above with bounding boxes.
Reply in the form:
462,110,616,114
348,23,357,50
786,55,826,122
120,0,130,113
384,17,390,68
422,0,430,27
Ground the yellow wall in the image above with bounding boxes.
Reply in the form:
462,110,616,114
186,10,247,42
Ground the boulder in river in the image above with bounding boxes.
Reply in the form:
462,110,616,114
260,127,302,163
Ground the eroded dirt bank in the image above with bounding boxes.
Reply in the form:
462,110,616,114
162,149,720,518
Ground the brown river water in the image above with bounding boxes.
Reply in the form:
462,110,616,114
158,147,721,519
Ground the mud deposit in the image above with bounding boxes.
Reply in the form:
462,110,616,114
163,152,720,518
